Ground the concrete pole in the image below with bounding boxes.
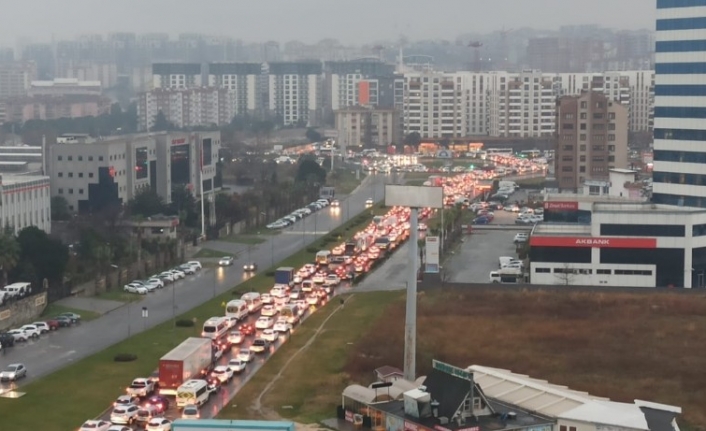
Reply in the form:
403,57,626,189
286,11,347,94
404,207,419,381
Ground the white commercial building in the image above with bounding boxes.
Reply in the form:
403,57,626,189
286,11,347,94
652,1,706,209
0,174,51,234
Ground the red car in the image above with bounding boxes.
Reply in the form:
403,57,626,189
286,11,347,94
238,324,255,336
44,319,61,330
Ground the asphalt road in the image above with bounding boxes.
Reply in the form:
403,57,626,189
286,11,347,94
0,174,389,388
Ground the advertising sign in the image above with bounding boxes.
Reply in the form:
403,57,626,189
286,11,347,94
425,236,440,273
432,360,472,381
529,236,657,249
543,201,579,211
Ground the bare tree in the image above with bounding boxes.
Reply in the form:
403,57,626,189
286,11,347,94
555,263,577,286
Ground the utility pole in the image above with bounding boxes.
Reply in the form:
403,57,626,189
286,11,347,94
404,207,419,381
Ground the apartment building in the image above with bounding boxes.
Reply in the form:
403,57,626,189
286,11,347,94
266,61,323,126
28,78,102,97
0,61,35,99
622,70,654,132
0,174,51,234
555,91,629,191
49,131,220,214
488,70,556,138
335,106,399,148
152,63,202,89
402,71,467,139
0,94,111,123
137,87,241,130
207,62,261,115
325,61,396,110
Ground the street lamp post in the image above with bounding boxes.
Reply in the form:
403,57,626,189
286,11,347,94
261,211,274,267
213,268,217,298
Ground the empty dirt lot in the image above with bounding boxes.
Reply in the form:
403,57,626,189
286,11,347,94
344,288,706,429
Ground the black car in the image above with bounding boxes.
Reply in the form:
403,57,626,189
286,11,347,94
0,332,15,348
145,394,169,412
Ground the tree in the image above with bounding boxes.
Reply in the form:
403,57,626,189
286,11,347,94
51,196,71,221
128,188,167,218
170,185,199,228
555,263,577,286
404,132,422,148
151,110,175,132
295,158,327,185
14,227,69,288
306,127,323,143
0,233,20,286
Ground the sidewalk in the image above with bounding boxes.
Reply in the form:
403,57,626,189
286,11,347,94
54,296,125,315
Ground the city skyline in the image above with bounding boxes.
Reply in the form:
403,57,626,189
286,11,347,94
0,0,654,45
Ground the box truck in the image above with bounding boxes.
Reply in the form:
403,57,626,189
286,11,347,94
158,337,212,395
274,267,295,287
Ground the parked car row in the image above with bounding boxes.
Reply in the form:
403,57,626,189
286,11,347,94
0,312,81,358
266,198,333,230
123,261,202,295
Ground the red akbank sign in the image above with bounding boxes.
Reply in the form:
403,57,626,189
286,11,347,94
543,201,579,211
530,236,657,248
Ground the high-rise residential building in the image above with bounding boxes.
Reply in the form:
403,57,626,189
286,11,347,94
21,43,54,79
335,106,399,149
325,61,396,111
0,174,51,234
402,71,467,139
554,91,629,192
137,87,241,130
207,62,261,115
152,63,202,89
266,61,323,126
488,70,555,138
652,1,706,208
0,61,35,99
621,70,655,132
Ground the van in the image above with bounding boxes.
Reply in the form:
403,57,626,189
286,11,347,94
280,305,300,325
176,379,210,408
301,280,314,292
316,250,332,265
225,300,248,321
498,181,518,190
498,256,515,268
201,317,229,340
3,282,30,298
241,292,262,313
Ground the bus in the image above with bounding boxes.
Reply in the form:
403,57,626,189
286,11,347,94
486,148,514,156
519,149,542,159
316,250,332,265
176,379,210,408
201,317,229,340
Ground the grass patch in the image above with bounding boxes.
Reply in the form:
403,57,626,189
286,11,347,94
218,291,402,423
221,235,267,245
516,176,546,188
96,289,144,303
344,289,706,430
194,248,234,258
41,303,101,321
0,205,382,431
405,179,426,186
330,169,364,195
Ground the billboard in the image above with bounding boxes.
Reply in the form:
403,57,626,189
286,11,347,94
543,201,578,211
425,236,440,273
358,81,370,105
385,185,443,209
529,236,657,249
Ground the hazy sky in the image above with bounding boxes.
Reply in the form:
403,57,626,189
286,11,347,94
0,0,654,45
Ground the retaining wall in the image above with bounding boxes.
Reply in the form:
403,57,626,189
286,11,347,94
0,292,48,331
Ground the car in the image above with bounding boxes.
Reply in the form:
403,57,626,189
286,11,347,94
30,321,50,333
243,262,257,272
169,269,186,279
255,316,274,329
227,330,244,345
7,329,28,342
19,324,41,338
59,312,81,323
158,272,176,282
261,303,278,317
134,405,160,426
270,285,288,298
182,404,200,419
113,395,140,408
227,358,247,373
365,198,374,208
306,294,320,306
238,323,255,336
261,328,278,342
237,348,254,363
513,233,529,243
0,332,15,348
289,288,302,300
124,283,148,294
331,199,340,207
145,278,164,289
178,264,196,275
126,377,155,397
473,216,491,225
273,318,293,333
144,394,170,412
211,365,234,383
108,426,132,431
186,260,203,270
219,256,234,266
79,420,112,431
312,273,326,284
0,363,27,381
323,274,341,287
53,315,73,327
110,404,140,425
249,338,271,353
261,293,274,304
145,417,172,431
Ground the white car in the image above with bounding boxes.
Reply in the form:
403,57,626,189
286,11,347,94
301,280,314,292
323,274,341,287
270,285,287,298
331,199,340,207
219,256,234,266
365,198,374,207
145,278,164,289
293,274,303,284
158,272,176,282
249,338,270,353
0,363,27,381
514,233,529,243
261,304,277,317
110,404,140,425
7,329,29,342
19,325,41,338
312,273,326,284
237,348,254,363
260,293,274,304
113,395,139,408
181,404,200,420
261,329,278,342
169,269,186,280
79,420,112,431
178,265,196,275
227,359,247,374
145,417,172,431
255,316,274,329
227,331,244,345
211,365,234,383
124,283,148,294
186,261,202,270
289,288,302,300
273,318,292,333
31,321,50,333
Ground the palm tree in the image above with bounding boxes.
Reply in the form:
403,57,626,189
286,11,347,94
0,233,20,286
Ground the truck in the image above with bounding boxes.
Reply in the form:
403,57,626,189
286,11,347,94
126,377,155,398
274,267,295,287
498,180,519,190
158,337,212,395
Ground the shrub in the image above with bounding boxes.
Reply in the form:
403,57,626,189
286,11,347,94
265,271,276,277
175,319,194,327
306,247,318,253
114,353,137,362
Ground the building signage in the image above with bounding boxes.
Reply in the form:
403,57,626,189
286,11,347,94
345,411,354,422
529,236,657,249
425,236,440,273
171,138,186,145
404,421,420,431
543,201,579,211
432,360,472,381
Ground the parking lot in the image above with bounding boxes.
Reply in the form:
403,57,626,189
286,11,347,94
445,229,522,283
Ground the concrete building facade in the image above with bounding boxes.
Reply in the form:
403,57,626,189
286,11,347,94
402,71,467,139
555,91,629,191
335,106,399,148
266,62,323,126
138,87,241,130
0,174,51,234
0,62,35,99
152,63,203,89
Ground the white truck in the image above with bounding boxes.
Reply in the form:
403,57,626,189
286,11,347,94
158,337,213,395
126,377,155,398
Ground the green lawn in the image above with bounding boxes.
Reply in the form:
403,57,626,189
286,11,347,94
193,248,235,258
220,235,267,245
0,205,381,431
41,303,101,321
218,291,402,423
330,169,365,195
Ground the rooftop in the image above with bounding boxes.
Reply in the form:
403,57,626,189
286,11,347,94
532,223,591,237
593,202,706,214
0,174,49,185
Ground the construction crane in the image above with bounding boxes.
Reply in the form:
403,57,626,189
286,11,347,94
468,41,483,71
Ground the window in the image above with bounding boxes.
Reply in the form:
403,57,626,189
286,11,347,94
608,156,615,162
562,145,573,151
608,134,616,141
88,156,93,161
580,101,587,109
98,156,104,161
580,155,586,162
563,123,574,130
58,188,63,194
600,224,685,237
79,173,83,178
579,166,586,173
58,172,63,177
693,224,706,236
78,156,83,161
535,268,551,273
580,134,587,141
608,145,616,151
68,172,73,178
608,123,616,130
79,189,84,194
580,112,587,119
615,269,653,276
580,145,586,151
57,155,63,161
597,269,611,275
89,173,94,178
561,166,573,172
580,123,586,130
68,156,73,161
593,113,604,120
68,188,74,194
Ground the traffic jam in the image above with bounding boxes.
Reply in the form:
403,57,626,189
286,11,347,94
79,174,477,431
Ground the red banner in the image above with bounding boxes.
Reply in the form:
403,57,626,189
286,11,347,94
530,236,657,249
543,201,579,211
